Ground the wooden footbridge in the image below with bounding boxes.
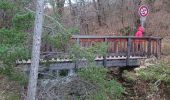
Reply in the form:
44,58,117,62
17,35,162,76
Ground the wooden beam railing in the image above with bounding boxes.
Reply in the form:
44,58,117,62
71,35,162,59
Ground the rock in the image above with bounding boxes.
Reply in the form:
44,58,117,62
145,56,157,64
134,66,147,71
144,63,155,67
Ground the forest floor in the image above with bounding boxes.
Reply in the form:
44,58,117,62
0,62,170,100
108,67,170,100
0,75,20,100
1,58,170,100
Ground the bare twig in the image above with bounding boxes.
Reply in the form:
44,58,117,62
43,25,55,35
25,7,68,34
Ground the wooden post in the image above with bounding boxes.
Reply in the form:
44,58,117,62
77,38,80,46
68,69,75,76
74,38,80,72
156,39,161,58
26,0,45,100
103,38,107,67
147,38,151,57
160,39,162,56
56,70,59,77
126,37,131,66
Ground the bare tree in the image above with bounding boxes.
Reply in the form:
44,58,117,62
97,0,105,26
56,0,66,17
68,0,77,17
92,0,97,10
68,0,73,14
68,0,77,26
26,0,45,100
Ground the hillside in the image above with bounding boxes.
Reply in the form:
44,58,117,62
0,0,170,100
61,0,170,37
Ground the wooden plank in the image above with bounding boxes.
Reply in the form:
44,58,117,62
147,38,151,57
156,39,161,58
77,38,80,45
126,38,131,66
72,35,162,40
103,38,107,67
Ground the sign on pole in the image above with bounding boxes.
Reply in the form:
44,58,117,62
139,5,149,17
138,5,149,27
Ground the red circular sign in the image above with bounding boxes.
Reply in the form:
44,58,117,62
139,5,149,17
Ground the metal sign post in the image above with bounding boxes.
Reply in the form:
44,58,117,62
140,17,146,28
138,5,149,28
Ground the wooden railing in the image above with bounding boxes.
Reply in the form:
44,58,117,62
71,35,162,59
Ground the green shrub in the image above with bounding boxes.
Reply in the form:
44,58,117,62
0,28,27,45
78,66,125,100
12,12,34,30
0,28,30,86
123,70,138,81
0,45,29,86
137,63,170,85
0,67,28,86
120,26,133,36
45,33,71,51
0,1,14,10
67,27,80,34
69,43,107,63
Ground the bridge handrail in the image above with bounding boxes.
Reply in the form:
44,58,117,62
72,35,163,40
71,35,162,66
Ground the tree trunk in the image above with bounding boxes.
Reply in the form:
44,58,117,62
68,0,73,15
93,0,97,10
121,0,124,29
56,0,65,17
133,0,141,32
97,0,105,26
26,0,45,100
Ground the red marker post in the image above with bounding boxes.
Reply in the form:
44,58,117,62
138,5,149,28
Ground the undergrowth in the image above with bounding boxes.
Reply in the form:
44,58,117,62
0,67,28,86
0,0,31,86
71,42,125,99
122,62,170,100
78,66,125,100
4,93,20,100
137,63,170,86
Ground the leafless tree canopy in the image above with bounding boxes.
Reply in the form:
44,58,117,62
42,0,169,36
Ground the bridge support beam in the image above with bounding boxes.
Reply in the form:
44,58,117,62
68,69,75,76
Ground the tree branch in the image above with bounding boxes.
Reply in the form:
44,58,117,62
25,7,68,34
